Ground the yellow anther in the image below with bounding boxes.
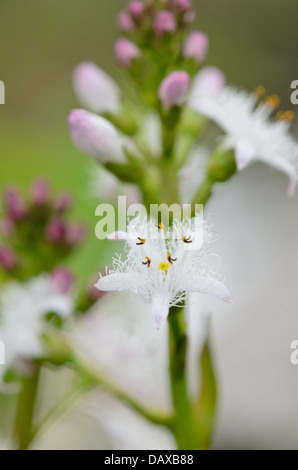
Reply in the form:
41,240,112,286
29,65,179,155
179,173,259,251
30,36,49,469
167,253,177,264
182,236,192,244
276,110,295,122
142,257,151,267
265,95,280,109
159,261,171,272
136,237,146,245
254,85,266,98
156,222,165,230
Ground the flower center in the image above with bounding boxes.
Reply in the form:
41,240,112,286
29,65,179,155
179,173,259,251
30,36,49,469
159,261,171,272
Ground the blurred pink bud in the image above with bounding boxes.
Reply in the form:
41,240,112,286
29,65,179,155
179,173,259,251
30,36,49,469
114,38,141,66
0,246,18,271
51,268,74,294
4,188,27,221
183,31,209,62
129,1,144,20
173,0,191,12
183,10,196,24
66,224,85,246
55,193,73,213
189,66,226,110
154,11,177,37
0,217,15,236
46,219,67,243
118,11,135,31
68,109,125,163
73,62,121,114
32,179,49,206
159,71,190,110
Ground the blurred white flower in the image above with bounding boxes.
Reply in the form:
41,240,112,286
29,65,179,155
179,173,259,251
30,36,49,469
193,87,298,195
0,275,73,383
73,62,122,115
95,215,232,330
178,145,209,203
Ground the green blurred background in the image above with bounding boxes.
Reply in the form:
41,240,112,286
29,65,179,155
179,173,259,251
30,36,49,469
0,0,298,449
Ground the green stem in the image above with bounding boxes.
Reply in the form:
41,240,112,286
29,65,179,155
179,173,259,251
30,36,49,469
13,362,41,450
168,308,202,450
73,356,173,428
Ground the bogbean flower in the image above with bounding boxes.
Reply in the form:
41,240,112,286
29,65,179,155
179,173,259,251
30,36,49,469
154,11,177,37
73,62,121,115
0,274,74,383
192,86,298,195
183,31,209,62
118,10,135,32
128,1,145,20
114,39,141,67
68,109,126,163
95,215,232,330
159,71,190,110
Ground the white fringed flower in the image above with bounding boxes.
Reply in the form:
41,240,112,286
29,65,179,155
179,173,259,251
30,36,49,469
0,275,73,382
95,216,232,330
193,86,298,195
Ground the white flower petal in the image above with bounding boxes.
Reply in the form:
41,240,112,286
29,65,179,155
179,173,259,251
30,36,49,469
235,140,256,170
188,277,232,303
95,272,146,292
150,292,171,330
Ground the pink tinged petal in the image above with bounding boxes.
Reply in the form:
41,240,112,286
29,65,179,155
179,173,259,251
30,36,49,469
154,11,177,37
108,231,128,241
95,272,144,292
235,140,256,171
267,158,298,197
114,39,141,67
150,292,171,330
68,109,125,163
118,11,135,32
73,62,121,114
189,67,226,113
159,71,190,110
183,31,209,62
191,277,233,303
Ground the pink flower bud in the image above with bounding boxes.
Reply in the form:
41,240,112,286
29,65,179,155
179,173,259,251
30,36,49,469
117,11,135,32
189,67,226,111
0,246,18,271
159,71,190,110
4,188,27,221
173,0,192,12
66,224,85,246
183,31,209,62
68,109,125,163
154,11,177,37
46,219,67,243
31,179,49,206
0,217,15,236
55,193,73,213
51,268,74,294
129,1,145,20
183,10,196,24
73,62,121,114
114,39,141,66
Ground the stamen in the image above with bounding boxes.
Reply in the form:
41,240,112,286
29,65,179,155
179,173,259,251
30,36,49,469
276,110,295,122
182,236,192,244
167,253,177,264
254,85,265,99
142,256,151,267
156,222,165,230
159,261,171,273
265,95,280,109
136,237,146,245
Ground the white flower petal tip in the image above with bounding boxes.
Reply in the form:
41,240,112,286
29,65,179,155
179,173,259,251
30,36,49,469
150,295,170,330
235,141,255,171
73,62,121,114
68,109,125,163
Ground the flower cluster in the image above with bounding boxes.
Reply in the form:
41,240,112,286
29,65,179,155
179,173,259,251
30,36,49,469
0,180,85,280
